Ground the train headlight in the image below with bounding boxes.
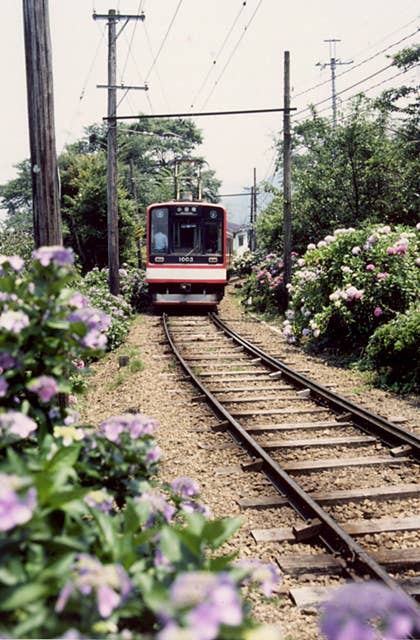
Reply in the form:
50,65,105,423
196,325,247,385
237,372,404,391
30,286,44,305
155,257,165,263
208,256,218,264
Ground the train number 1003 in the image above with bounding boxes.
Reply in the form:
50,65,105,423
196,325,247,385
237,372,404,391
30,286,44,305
178,256,194,263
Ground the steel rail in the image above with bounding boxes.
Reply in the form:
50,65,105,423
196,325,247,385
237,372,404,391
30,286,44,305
162,313,411,595
210,313,420,459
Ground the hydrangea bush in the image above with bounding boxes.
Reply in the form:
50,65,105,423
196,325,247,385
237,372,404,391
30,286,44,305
283,224,419,387
0,247,110,437
239,252,285,314
0,247,284,639
80,266,150,350
232,250,260,278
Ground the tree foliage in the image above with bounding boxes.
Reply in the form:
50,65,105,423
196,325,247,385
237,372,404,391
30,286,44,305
0,117,221,273
256,47,419,254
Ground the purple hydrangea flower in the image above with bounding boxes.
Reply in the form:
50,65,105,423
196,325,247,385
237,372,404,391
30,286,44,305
81,330,107,350
68,307,110,332
99,413,159,443
98,416,126,443
27,375,58,403
170,477,200,500
236,559,281,597
320,581,420,640
0,474,37,531
374,306,383,317
0,310,30,333
136,489,176,527
0,353,17,370
146,444,162,464
129,413,159,437
167,572,243,640
32,245,74,267
55,554,132,619
68,292,89,309
0,411,38,439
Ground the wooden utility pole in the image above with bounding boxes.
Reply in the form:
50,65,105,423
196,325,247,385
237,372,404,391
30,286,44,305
22,0,62,247
107,9,119,294
283,51,292,299
130,157,142,268
93,9,146,295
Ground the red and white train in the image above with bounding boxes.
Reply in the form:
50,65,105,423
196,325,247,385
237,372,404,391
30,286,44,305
146,200,233,306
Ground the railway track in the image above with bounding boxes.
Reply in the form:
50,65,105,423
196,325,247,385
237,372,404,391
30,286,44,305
162,311,420,608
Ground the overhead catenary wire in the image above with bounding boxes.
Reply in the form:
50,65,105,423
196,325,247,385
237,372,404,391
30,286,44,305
119,1,144,82
145,0,184,82
200,0,264,109
190,1,248,109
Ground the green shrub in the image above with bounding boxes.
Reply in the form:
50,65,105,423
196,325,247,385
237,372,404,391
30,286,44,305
365,304,420,392
284,223,419,356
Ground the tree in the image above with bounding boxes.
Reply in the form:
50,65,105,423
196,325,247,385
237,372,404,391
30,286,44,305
0,116,222,269
59,148,136,272
257,93,419,254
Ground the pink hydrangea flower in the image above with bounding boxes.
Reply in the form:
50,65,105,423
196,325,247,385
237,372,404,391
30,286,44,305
374,307,383,317
27,375,58,403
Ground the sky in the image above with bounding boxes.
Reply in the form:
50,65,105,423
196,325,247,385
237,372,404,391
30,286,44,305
1,0,418,224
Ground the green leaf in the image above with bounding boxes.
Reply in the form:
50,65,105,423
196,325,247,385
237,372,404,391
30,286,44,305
91,511,118,559
159,526,183,563
202,516,243,549
45,319,70,330
0,582,50,611
45,443,81,472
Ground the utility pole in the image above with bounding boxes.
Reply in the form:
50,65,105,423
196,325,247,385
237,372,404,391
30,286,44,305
130,157,142,268
22,0,62,247
317,39,352,128
93,9,146,295
252,167,257,251
283,51,292,301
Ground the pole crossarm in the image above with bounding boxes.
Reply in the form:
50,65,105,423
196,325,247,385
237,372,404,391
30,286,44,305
92,12,145,21
97,84,149,90
104,107,296,121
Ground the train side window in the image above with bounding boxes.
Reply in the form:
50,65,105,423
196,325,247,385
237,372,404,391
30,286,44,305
151,207,169,253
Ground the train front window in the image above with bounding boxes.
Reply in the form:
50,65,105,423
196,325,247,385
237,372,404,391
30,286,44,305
204,221,222,254
172,218,201,254
150,207,169,253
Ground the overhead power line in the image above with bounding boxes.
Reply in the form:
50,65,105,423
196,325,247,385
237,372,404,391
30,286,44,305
190,1,248,109
145,0,184,81
200,0,264,109
105,107,295,121
293,27,419,100
294,63,394,118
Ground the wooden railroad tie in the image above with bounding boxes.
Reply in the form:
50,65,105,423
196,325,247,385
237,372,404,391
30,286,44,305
237,483,420,508
251,514,420,543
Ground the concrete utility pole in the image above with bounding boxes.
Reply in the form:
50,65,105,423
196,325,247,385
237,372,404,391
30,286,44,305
283,51,292,299
93,9,146,295
23,0,62,247
317,39,352,128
